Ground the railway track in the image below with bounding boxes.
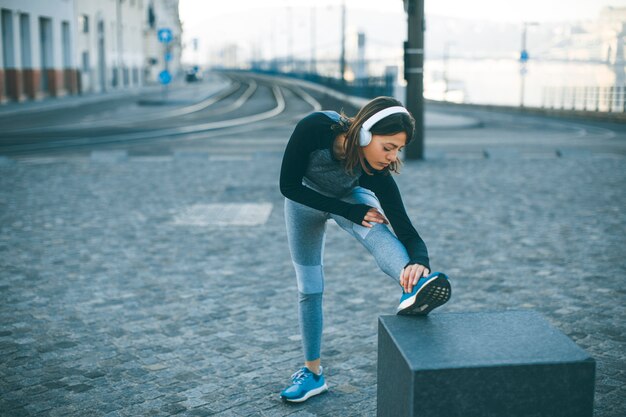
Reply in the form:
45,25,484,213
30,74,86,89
0,72,330,156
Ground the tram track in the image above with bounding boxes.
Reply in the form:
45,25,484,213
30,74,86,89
0,77,244,134
0,73,324,155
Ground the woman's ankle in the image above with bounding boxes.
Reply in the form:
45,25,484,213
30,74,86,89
305,359,321,375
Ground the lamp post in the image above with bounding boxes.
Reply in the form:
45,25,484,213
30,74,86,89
317,3,346,81
310,6,317,74
287,6,294,72
340,1,346,83
443,41,455,101
520,21,538,107
116,0,123,88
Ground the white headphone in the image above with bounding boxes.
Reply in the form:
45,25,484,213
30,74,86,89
359,106,410,147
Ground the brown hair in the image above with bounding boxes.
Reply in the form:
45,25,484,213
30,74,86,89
332,97,415,175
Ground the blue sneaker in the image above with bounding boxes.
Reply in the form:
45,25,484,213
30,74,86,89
280,366,328,403
397,272,451,315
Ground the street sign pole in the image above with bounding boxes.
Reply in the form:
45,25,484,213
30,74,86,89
404,0,425,160
157,28,173,101
519,22,538,107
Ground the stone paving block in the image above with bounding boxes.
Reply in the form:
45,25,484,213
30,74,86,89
5,407,32,417
173,150,210,159
90,150,128,162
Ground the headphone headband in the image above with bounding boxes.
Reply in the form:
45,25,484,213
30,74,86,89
359,106,409,146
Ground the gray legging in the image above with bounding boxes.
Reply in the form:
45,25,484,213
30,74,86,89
284,186,410,361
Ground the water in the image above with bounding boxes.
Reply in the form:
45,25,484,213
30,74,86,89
421,58,624,110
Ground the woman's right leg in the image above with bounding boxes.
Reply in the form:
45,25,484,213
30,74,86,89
330,187,410,284
284,198,328,371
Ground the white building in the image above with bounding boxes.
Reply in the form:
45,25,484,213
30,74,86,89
0,0,77,102
599,7,626,66
75,0,146,93
0,0,182,103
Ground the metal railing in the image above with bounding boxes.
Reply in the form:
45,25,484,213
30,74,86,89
247,68,395,99
542,85,626,113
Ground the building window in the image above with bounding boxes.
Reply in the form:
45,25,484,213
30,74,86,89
78,14,89,33
62,21,71,68
148,5,155,29
82,51,89,72
39,17,53,92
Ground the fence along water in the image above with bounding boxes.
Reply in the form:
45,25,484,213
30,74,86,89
542,85,626,113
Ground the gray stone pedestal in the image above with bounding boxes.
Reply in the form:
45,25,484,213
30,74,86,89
377,311,595,417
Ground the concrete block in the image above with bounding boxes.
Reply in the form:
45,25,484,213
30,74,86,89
377,311,595,417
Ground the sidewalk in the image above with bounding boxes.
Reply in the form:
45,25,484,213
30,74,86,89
0,114,624,417
0,74,231,117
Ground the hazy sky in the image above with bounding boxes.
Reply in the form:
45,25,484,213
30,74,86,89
180,0,625,24
178,0,626,64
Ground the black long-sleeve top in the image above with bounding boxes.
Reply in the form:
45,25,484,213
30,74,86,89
279,111,430,269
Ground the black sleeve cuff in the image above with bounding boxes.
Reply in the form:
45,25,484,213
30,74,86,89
346,204,372,225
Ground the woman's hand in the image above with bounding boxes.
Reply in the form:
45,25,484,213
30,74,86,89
361,208,389,228
400,264,430,293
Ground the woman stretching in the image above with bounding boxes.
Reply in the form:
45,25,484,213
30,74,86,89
279,96,451,403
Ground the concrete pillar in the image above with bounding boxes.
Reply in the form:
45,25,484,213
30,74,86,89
49,16,67,97
1,8,25,102
9,11,27,102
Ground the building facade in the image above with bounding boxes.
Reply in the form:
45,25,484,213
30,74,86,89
75,0,146,93
0,0,77,102
599,7,626,65
0,0,181,103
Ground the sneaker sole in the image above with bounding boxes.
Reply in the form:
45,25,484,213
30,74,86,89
397,273,451,316
281,383,329,403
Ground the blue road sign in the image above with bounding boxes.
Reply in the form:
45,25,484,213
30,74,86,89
158,28,173,43
159,70,172,85
520,50,529,62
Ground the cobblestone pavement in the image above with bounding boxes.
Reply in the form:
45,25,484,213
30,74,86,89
1,102,625,416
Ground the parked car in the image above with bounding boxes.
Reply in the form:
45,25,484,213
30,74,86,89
185,66,203,83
